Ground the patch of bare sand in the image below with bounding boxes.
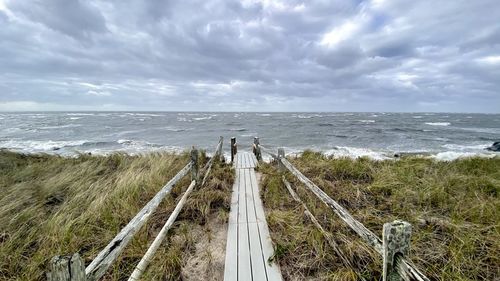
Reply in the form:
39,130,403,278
181,213,227,281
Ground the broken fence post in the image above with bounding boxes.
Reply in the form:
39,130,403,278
383,220,412,281
253,137,262,161
191,147,198,182
230,137,237,163
47,253,86,281
277,147,285,172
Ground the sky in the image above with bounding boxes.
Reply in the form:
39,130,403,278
0,0,499,112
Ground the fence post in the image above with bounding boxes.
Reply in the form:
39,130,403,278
191,147,198,182
253,137,262,161
383,220,412,281
47,253,86,281
231,137,237,163
277,148,285,172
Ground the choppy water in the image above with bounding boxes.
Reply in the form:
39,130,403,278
1,112,499,160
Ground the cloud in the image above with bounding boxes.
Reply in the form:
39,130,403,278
0,0,499,112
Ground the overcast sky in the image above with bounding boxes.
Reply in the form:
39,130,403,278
0,0,499,112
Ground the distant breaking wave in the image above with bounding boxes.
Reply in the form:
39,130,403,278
425,122,450,126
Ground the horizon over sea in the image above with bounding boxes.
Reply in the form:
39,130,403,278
1,111,499,161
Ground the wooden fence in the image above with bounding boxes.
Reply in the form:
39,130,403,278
257,142,430,281
47,137,224,281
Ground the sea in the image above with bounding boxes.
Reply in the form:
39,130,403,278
0,112,499,161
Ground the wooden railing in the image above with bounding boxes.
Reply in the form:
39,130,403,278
257,142,430,281
47,137,223,281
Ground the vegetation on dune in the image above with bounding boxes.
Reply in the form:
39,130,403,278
0,150,233,281
260,151,500,281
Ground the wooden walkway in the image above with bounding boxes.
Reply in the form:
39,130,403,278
224,152,283,281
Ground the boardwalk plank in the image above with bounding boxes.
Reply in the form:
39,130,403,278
248,222,268,280
245,169,257,223
249,169,266,223
238,222,252,281
224,152,282,281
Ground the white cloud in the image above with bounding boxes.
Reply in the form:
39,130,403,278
476,55,500,65
0,0,499,112
320,20,359,47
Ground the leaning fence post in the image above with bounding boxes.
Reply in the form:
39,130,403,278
277,148,285,172
47,253,86,281
231,137,237,163
383,220,412,281
253,137,262,161
191,147,198,182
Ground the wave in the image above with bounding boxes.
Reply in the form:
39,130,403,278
458,127,500,134
425,122,450,126
126,113,164,117
317,123,334,127
0,140,89,151
358,120,375,123
324,146,391,160
193,116,212,121
39,124,82,130
229,128,247,132
432,151,496,161
442,143,491,151
66,113,95,116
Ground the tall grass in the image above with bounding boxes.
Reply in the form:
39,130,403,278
0,150,233,280
260,151,500,280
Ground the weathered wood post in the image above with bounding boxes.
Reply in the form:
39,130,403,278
383,220,412,281
277,148,285,172
253,137,262,161
230,137,237,163
47,253,86,281
191,147,198,182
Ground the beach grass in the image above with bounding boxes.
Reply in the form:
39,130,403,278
0,150,233,281
260,151,500,281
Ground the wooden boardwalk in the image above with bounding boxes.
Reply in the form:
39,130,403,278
224,152,283,281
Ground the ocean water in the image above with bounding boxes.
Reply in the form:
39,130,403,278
0,112,499,161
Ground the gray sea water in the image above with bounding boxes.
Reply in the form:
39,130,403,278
1,112,499,160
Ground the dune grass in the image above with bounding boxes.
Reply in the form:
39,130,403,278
0,150,233,280
260,151,500,280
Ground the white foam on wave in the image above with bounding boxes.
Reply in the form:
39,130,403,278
458,127,500,134
412,116,422,119
324,146,390,160
443,143,491,151
193,116,212,121
0,140,88,151
432,151,496,161
126,113,164,117
67,113,94,116
295,114,323,119
69,117,82,120
358,120,376,123
39,124,81,130
425,122,450,126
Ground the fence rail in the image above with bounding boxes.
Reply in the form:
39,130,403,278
47,137,224,281
256,141,429,281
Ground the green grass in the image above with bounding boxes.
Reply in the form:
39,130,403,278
260,151,500,280
0,150,233,280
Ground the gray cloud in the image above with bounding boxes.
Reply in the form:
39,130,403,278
0,0,499,112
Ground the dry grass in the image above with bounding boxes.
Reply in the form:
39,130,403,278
0,150,233,280
260,151,500,281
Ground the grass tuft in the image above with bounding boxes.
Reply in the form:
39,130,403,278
0,150,233,280
260,153,500,280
